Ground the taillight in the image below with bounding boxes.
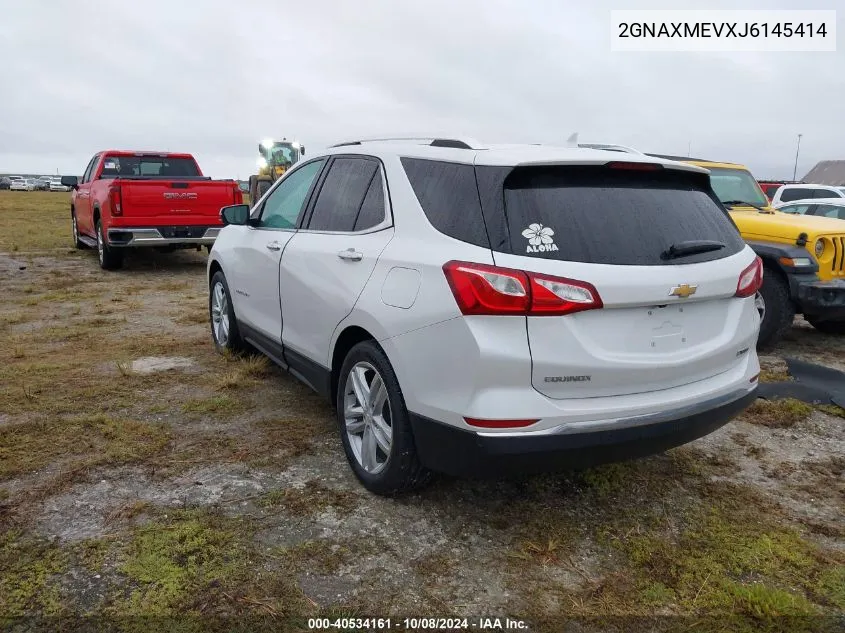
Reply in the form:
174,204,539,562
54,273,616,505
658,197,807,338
528,272,603,316
736,256,763,298
442,261,603,317
109,184,122,216
442,261,529,315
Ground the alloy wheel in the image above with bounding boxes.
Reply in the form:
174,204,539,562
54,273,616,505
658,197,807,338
754,291,765,323
210,281,230,346
343,361,393,474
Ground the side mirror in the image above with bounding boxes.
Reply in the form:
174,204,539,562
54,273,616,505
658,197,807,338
220,204,250,226
61,175,79,189
300,146,305,156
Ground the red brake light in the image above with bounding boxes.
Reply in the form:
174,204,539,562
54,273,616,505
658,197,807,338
442,261,529,315
464,417,539,429
605,161,663,171
736,256,763,298
109,184,122,216
443,261,603,317
529,273,603,316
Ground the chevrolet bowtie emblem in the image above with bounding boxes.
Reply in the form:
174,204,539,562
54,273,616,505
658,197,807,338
669,284,698,299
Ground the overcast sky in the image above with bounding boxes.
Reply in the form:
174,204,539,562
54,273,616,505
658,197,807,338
1,0,841,179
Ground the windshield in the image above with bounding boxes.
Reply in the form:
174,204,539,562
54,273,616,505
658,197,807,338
269,144,298,165
707,167,769,208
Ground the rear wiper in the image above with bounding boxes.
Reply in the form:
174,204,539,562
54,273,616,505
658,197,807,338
662,240,725,260
722,200,766,212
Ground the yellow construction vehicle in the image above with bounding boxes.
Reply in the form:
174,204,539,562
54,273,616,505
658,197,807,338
248,138,305,206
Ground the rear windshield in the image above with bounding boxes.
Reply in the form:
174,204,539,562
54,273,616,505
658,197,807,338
99,156,200,179
502,166,745,266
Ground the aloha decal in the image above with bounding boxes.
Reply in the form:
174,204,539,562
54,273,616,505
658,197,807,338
521,223,558,253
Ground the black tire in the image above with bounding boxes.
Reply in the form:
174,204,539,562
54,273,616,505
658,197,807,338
336,341,431,496
756,268,795,348
209,271,246,354
96,219,123,270
805,318,845,335
71,209,85,249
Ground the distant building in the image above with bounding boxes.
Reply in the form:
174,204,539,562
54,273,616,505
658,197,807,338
803,161,845,186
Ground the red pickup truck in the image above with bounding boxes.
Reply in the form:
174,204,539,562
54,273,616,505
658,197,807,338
61,151,243,269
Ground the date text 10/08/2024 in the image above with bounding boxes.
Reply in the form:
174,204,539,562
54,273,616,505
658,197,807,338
307,617,529,630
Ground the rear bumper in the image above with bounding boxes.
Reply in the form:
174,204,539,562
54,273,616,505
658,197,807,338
796,278,845,318
107,226,221,247
409,385,757,477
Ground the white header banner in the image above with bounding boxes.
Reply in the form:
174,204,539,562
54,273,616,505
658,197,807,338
611,10,836,52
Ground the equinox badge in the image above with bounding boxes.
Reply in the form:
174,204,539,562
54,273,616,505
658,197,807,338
669,284,698,299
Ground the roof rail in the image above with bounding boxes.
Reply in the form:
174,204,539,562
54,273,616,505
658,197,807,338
329,136,484,150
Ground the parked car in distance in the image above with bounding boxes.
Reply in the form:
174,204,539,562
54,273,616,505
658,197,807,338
0,177,11,190
63,151,244,270
48,176,70,192
770,183,845,205
207,137,761,495
34,178,51,191
10,178,36,191
758,180,803,202
661,156,845,343
775,198,845,221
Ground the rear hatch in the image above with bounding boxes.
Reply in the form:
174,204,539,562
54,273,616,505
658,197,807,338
485,163,758,399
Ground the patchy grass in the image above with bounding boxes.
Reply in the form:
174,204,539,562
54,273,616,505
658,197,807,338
759,368,792,383
0,192,72,252
741,398,814,428
0,415,170,478
259,480,360,517
111,509,312,619
214,355,273,391
816,404,845,419
0,530,67,615
181,394,244,415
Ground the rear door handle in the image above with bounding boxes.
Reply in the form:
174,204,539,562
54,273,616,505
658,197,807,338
337,248,363,261
265,241,282,251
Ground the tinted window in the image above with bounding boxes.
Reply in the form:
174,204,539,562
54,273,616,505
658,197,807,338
780,204,811,215
353,171,386,231
401,158,489,248
816,204,845,219
308,158,378,232
813,188,839,199
81,155,99,183
258,159,324,229
99,155,200,179
780,188,814,202
501,166,745,266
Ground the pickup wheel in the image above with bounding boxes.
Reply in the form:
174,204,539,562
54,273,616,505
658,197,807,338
805,318,845,335
337,341,431,496
96,220,123,270
756,268,795,349
209,271,245,354
71,210,85,249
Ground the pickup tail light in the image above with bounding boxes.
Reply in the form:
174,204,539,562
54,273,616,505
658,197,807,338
109,184,122,216
232,182,244,204
736,256,764,298
443,261,603,316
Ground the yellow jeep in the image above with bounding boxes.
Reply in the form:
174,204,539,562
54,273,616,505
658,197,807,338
649,155,845,346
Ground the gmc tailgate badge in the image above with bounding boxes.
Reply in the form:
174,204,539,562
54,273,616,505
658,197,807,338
163,192,198,200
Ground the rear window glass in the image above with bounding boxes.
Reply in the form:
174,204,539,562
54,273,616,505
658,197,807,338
400,158,489,248
502,166,745,266
779,188,813,202
99,156,200,178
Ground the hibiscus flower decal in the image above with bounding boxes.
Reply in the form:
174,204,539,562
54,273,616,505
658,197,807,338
521,223,555,246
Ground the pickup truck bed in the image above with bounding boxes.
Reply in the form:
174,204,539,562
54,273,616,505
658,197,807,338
64,151,243,269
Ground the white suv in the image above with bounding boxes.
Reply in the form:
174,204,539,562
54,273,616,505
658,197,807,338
207,137,762,495
771,183,845,206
